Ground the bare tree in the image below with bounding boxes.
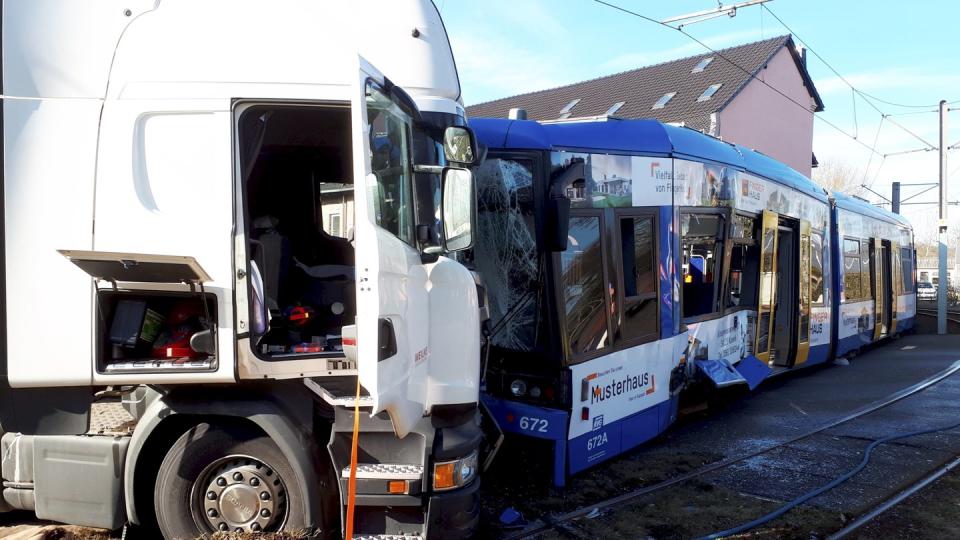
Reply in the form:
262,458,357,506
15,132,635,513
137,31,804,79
812,158,864,195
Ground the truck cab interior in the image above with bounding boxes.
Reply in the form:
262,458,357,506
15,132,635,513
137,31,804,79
239,104,356,359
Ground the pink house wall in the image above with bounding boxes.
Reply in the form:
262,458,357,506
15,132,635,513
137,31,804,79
718,47,816,178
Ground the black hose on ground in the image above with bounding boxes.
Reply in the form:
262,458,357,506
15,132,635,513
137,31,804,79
698,418,960,539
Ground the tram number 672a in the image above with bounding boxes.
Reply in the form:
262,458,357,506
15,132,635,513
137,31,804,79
587,432,608,450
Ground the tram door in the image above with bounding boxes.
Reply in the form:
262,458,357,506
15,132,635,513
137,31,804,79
873,238,894,338
755,211,812,367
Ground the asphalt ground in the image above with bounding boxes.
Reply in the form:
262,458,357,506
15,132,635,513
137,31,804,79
482,332,960,538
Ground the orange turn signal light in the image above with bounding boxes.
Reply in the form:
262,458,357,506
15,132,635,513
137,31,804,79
387,480,408,494
433,462,456,490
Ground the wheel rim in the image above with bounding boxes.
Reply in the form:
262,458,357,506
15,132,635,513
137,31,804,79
191,454,289,533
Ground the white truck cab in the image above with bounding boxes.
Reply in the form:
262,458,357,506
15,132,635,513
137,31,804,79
1,1,483,538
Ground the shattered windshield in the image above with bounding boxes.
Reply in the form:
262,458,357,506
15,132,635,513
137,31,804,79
474,157,539,351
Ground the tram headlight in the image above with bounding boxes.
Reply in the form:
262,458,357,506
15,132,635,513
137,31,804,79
509,379,527,396
529,386,542,398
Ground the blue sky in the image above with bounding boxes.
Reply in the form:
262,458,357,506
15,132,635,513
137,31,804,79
438,0,960,238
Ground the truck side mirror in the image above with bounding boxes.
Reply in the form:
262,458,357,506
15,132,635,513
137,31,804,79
443,126,478,165
441,167,475,252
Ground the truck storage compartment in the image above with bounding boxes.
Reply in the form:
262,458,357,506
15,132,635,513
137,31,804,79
239,104,356,360
96,290,217,373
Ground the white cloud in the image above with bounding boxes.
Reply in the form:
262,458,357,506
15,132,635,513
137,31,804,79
598,28,766,73
451,32,568,104
813,119,960,237
815,68,960,96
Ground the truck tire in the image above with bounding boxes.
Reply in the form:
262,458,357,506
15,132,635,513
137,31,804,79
154,422,308,538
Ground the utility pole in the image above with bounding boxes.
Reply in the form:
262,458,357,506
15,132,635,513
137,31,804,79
938,100,949,334
892,181,901,214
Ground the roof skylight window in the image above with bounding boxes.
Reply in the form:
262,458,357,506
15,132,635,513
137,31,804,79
558,98,581,118
651,92,676,110
697,83,722,102
605,101,626,116
691,57,714,73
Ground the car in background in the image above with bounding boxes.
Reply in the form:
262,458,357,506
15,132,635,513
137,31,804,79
918,281,936,301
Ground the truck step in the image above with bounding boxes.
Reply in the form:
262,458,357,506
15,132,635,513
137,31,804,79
341,463,423,480
88,401,136,435
304,376,374,407
353,535,423,540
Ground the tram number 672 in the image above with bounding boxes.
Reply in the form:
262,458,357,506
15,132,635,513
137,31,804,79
519,416,549,433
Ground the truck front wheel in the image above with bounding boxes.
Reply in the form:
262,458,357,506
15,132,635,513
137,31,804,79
154,422,308,537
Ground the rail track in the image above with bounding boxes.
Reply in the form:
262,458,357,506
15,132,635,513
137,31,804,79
506,359,960,539
826,453,960,539
915,308,960,332
916,308,960,321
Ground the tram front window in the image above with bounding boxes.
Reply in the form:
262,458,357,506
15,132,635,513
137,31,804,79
473,157,539,351
682,213,724,318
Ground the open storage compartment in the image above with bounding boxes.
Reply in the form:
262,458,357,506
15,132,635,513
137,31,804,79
58,250,220,374
95,290,217,373
238,104,356,362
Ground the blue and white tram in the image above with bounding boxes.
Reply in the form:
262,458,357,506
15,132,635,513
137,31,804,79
829,192,916,356
468,117,914,487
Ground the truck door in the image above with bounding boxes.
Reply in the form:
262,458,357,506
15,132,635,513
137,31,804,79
755,210,779,364
349,61,430,438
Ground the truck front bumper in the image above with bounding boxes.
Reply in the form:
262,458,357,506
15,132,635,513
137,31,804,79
425,477,480,539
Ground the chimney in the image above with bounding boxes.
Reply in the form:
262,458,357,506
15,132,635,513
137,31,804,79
508,108,527,120
799,46,807,69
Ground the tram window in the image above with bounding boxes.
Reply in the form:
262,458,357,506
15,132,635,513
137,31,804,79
727,243,759,308
618,216,657,342
560,216,609,357
731,214,755,240
843,238,863,301
682,213,724,318
901,247,915,292
811,232,825,305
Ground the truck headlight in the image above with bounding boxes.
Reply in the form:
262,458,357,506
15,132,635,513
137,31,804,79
433,450,478,491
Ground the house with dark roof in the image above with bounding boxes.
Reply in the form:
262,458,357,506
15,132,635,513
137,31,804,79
466,35,824,177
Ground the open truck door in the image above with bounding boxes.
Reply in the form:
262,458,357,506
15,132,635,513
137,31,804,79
345,59,431,438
